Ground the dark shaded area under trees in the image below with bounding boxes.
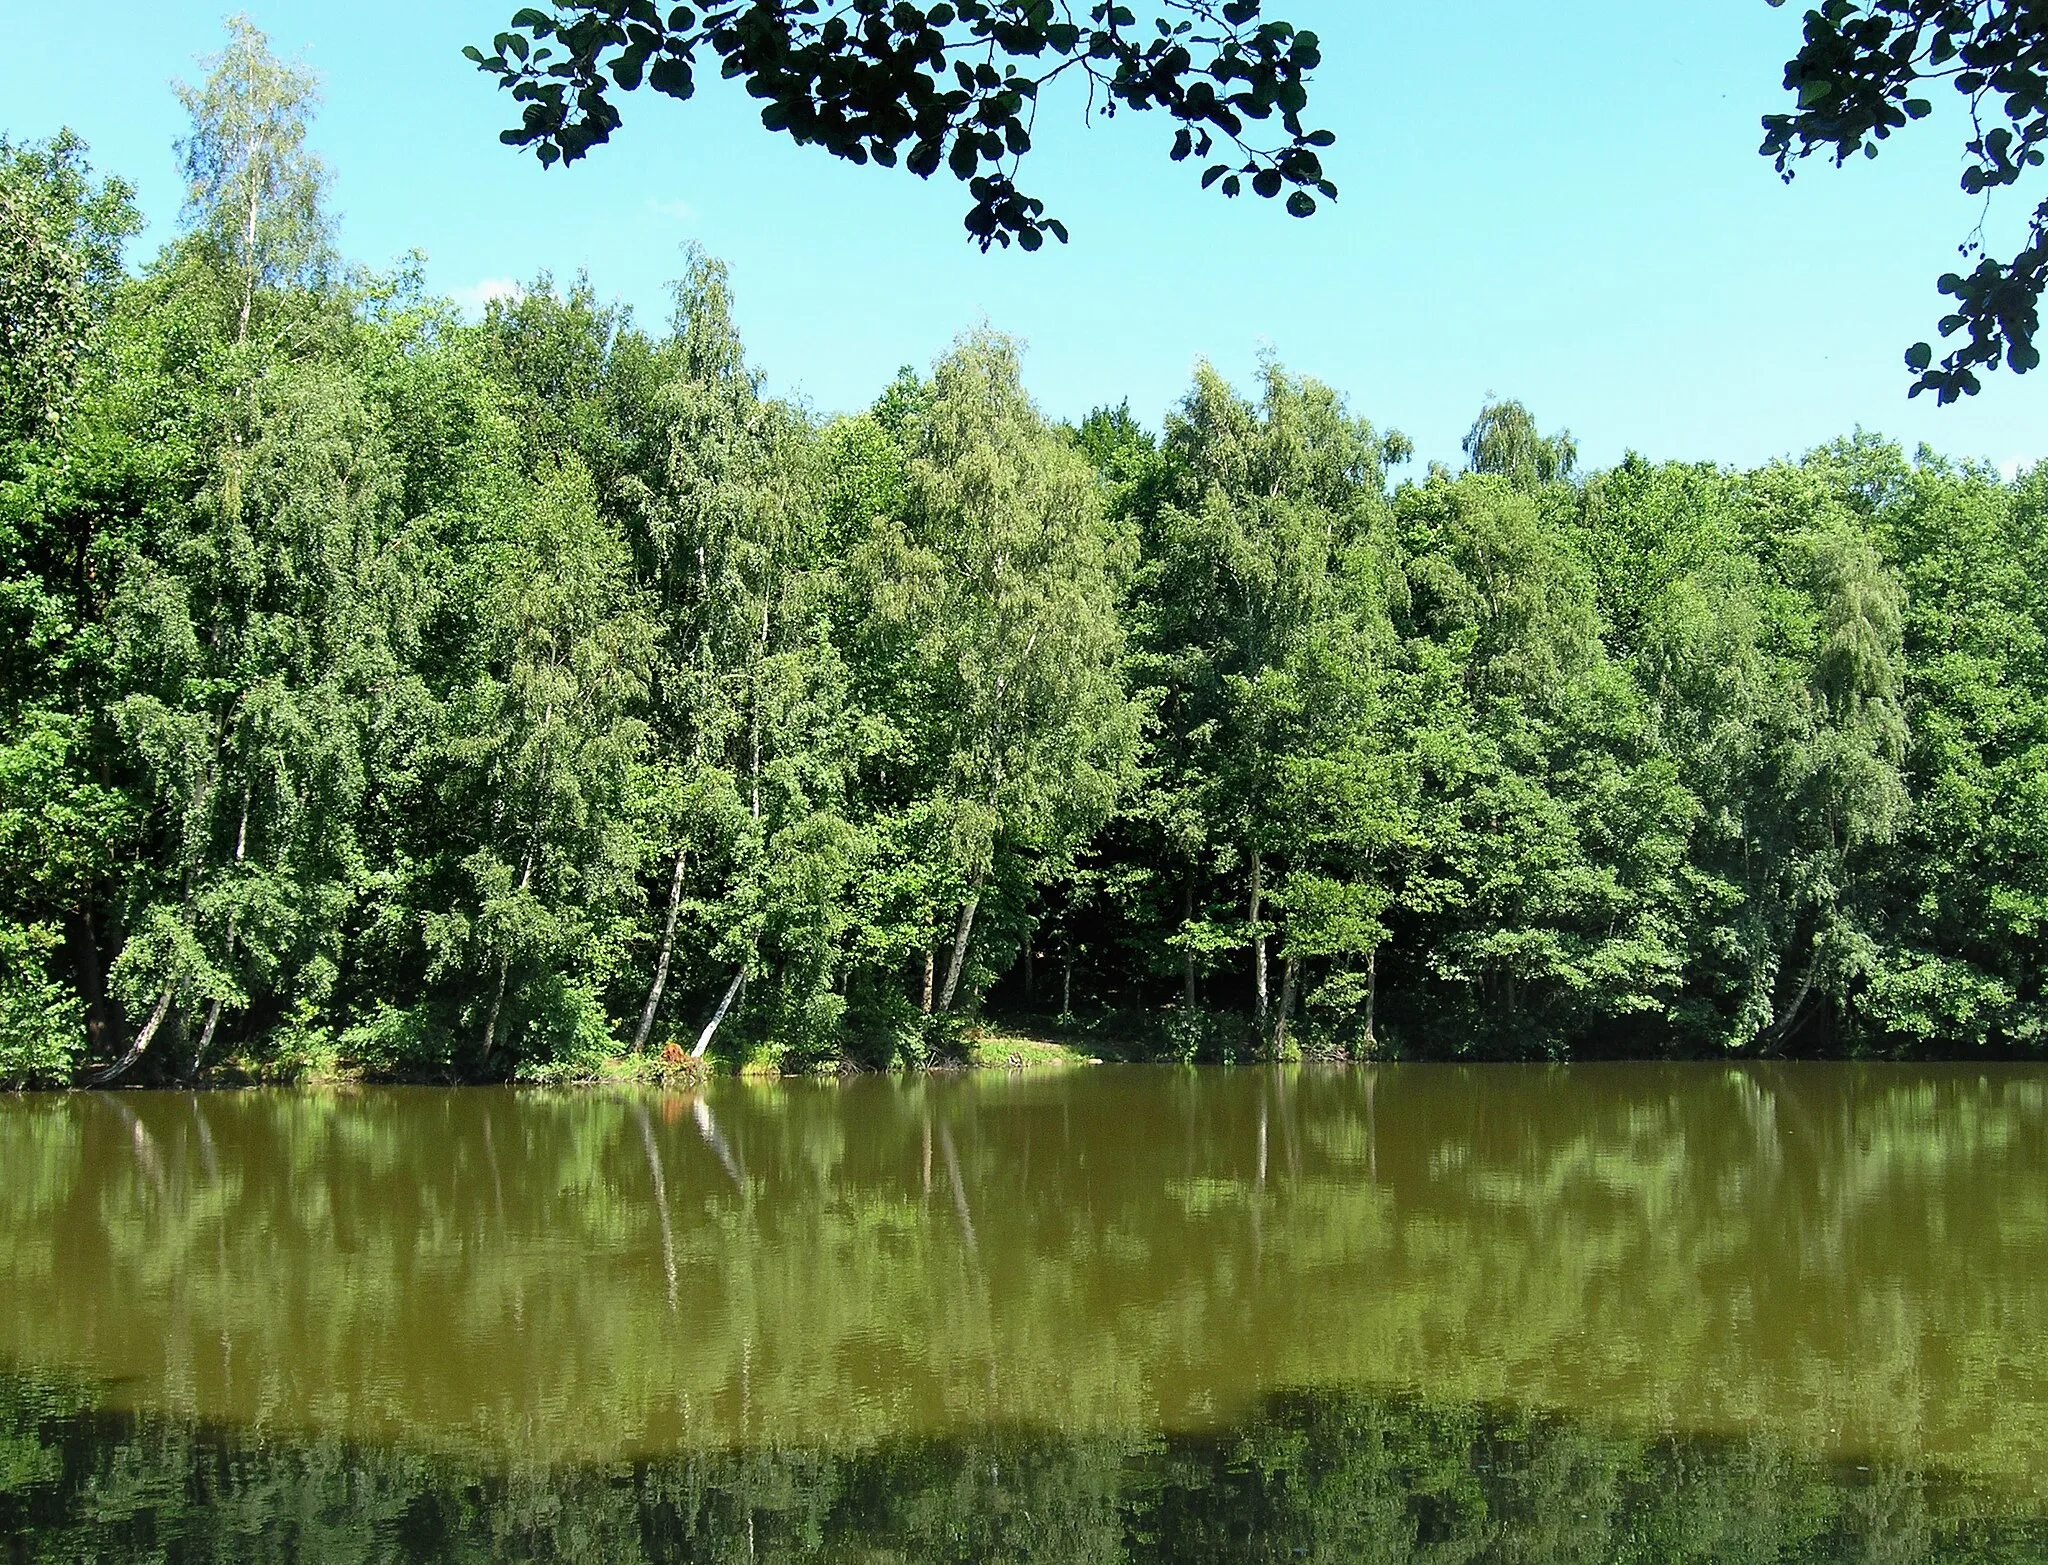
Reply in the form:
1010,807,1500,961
7,23,2048,1085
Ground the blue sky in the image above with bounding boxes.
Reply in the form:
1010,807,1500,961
6,1,2046,473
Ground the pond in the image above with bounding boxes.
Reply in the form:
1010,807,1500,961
1,1063,2044,1560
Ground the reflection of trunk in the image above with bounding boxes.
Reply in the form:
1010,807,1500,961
921,946,935,1013
1271,955,1299,1054
693,1096,744,1187
635,1104,678,1309
938,882,982,1013
1250,851,1267,1028
92,985,175,1086
691,967,746,1059
634,848,689,1051
63,908,113,1058
938,1120,978,1261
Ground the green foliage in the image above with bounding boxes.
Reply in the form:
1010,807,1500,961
7,24,2048,1080
466,1,1336,251
0,922,82,1088
1762,0,2048,400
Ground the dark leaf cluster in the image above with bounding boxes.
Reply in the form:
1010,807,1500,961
465,0,1335,249
1762,0,2048,400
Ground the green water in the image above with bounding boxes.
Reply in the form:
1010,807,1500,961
2,1064,2045,1560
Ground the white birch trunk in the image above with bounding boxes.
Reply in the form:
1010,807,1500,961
691,967,746,1059
633,848,689,1051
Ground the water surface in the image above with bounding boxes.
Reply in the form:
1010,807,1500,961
2,1063,2044,1558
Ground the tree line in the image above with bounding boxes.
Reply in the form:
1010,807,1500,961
5,22,2048,1085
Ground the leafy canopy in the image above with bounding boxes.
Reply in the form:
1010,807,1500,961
466,0,1334,250
1764,0,2048,400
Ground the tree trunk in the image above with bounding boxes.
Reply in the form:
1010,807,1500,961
92,985,175,1086
633,848,689,1051
1249,850,1267,1029
691,967,746,1059
63,908,113,1059
1023,937,1035,1007
1062,948,1073,1018
196,999,223,1064
921,946,935,1014
481,958,509,1064
937,882,982,1013
194,788,253,1075
1182,877,1197,1009
1362,945,1378,1053
1271,955,1299,1056
1770,942,1825,1046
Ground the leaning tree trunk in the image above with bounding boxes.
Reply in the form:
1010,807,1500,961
691,968,747,1059
91,986,176,1086
1362,945,1378,1053
1271,955,1299,1056
633,848,689,1051
63,908,114,1060
481,957,509,1063
937,880,983,1013
194,788,253,1073
1249,851,1267,1029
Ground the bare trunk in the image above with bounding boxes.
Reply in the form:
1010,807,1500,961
195,789,252,1074
1182,877,1197,1009
1271,955,1299,1056
1062,950,1073,1018
633,848,688,1051
1362,945,1378,1052
691,967,746,1059
481,957,509,1062
1250,850,1267,1029
238,140,258,343
196,999,223,1064
750,599,767,822
63,908,113,1059
921,946,935,1014
937,884,982,1013
92,985,175,1086
1770,943,1824,1045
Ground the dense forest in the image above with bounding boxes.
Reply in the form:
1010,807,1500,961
6,26,2048,1086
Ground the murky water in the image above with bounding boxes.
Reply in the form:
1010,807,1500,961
2,1064,2045,1559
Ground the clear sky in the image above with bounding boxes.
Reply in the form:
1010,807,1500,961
6,1,2046,473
